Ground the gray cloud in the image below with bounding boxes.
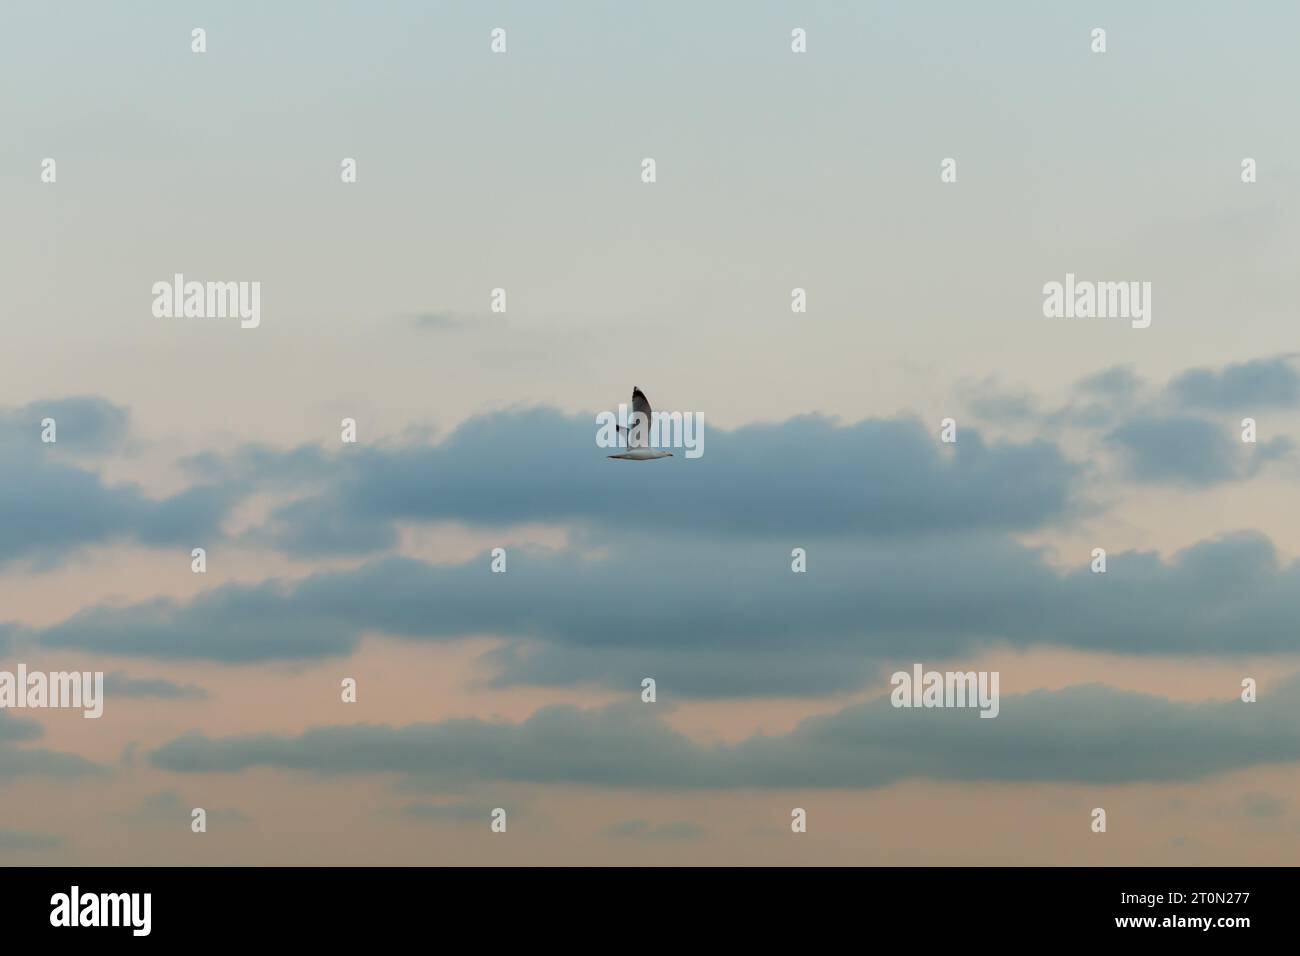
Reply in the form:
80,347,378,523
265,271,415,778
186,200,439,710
968,392,1036,422
604,819,705,841
0,395,129,455
180,443,332,488
1220,792,1286,820
150,676,1300,788
1169,356,1300,411
104,672,208,700
12,358,1294,577
1106,415,1292,486
117,790,249,825
398,801,492,823
1075,365,1143,400
0,713,105,782
1049,359,1300,470
0,451,235,570
21,530,1300,696
958,377,1038,423
0,712,41,745
234,409,1079,555
1045,365,1145,428
0,396,252,567
0,828,64,851
0,748,106,781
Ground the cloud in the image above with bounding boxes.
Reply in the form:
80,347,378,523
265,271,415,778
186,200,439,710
104,672,208,700
251,495,400,556
3,364,1297,695
1219,792,1286,820
23,578,365,663
1105,415,1292,485
1075,365,1143,400
117,790,249,825
958,378,1038,423
1044,365,1145,428
21,530,1300,695
968,392,1036,422
0,449,235,570
149,676,1300,788
1051,357,1300,447
604,819,705,841
0,828,63,851
0,396,129,455
0,713,106,782
0,712,41,745
398,801,491,823
1168,356,1300,411
10,357,1294,576
0,396,271,567
235,409,1079,555
180,443,332,488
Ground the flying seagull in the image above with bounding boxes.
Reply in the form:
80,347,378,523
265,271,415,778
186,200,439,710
608,386,673,460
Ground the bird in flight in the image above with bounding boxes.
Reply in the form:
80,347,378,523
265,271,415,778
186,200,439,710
608,386,674,460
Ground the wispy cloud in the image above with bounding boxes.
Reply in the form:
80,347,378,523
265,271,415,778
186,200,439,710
104,671,209,700
604,819,705,841
0,827,64,851
150,677,1300,788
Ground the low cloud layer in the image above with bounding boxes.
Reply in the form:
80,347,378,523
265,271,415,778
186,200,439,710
1169,355,1300,410
150,676,1300,788
242,410,1080,554
0,397,233,567
1106,415,1292,486
0,713,105,782
16,530,1300,696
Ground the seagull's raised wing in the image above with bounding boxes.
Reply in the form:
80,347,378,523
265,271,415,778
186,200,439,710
630,387,653,448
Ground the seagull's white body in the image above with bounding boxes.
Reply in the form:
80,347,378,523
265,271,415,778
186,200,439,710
610,448,673,461
608,386,674,460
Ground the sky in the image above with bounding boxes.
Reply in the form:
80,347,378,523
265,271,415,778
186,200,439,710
1,0,1299,865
